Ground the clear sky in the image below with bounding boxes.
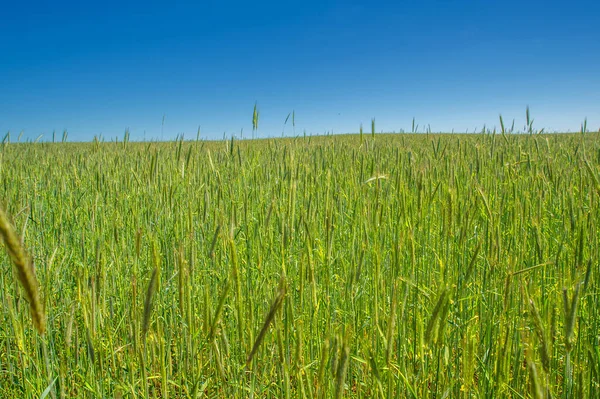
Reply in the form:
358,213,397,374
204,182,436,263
1,0,599,141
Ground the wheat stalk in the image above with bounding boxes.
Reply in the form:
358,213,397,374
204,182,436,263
0,206,45,334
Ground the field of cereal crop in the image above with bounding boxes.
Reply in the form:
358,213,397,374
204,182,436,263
1,131,599,398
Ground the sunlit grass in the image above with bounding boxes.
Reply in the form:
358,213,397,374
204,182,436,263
0,130,599,398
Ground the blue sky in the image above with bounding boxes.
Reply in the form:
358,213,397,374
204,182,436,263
1,0,599,141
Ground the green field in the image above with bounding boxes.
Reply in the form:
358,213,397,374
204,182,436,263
1,133,599,398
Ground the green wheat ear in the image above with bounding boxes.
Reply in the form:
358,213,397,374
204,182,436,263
142,266,158,341
0,206,46,334
252,102,259,132
247,276,286,366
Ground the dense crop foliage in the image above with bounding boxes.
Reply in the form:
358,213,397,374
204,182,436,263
0,133,599,398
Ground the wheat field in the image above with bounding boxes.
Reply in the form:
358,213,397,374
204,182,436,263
0,132,599,398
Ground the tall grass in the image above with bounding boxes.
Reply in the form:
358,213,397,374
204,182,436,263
0,131,598,397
